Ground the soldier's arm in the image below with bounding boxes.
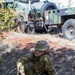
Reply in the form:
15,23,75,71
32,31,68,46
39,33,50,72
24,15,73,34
44,55,56,75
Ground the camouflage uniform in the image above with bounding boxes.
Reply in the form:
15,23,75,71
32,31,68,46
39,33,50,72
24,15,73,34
17,40,55,75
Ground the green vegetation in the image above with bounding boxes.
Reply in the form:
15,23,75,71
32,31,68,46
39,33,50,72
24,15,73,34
0,7,16,32
0,6,16,39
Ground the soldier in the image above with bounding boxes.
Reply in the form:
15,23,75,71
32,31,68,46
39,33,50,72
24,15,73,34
17,40,56,75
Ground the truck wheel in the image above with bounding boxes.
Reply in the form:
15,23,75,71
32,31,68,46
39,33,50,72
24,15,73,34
62,19,75,40
27,22,35,34
41,2,57,17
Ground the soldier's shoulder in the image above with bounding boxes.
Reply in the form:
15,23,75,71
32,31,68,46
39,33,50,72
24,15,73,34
25,51,35,57
17,52,35,62
26,51,34,55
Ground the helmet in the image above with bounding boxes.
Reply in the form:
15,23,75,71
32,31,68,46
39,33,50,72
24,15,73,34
34,40,50,51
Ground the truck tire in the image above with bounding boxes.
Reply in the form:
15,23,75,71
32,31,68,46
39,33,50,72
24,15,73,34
41,2,57,17
27,21,35,34
62,19,75,40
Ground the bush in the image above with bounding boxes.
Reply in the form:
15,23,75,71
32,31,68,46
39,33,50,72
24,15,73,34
0,7,16,33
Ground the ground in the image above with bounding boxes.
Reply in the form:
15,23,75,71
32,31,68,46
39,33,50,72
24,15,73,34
0,31,75,75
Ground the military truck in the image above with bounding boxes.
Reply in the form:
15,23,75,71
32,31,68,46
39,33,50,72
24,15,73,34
15,0,75,40
14,0,57,33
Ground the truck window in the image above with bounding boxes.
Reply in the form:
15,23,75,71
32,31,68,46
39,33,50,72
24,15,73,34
32,0,39,2
19,0,39,3
1,2,14,9
19,0,28,3
6,2,14,8
7,3,13,8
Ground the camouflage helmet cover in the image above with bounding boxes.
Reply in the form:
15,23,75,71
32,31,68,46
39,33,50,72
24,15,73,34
35,40,50,51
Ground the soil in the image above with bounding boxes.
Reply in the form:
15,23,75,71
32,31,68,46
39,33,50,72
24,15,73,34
0,31,75,75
